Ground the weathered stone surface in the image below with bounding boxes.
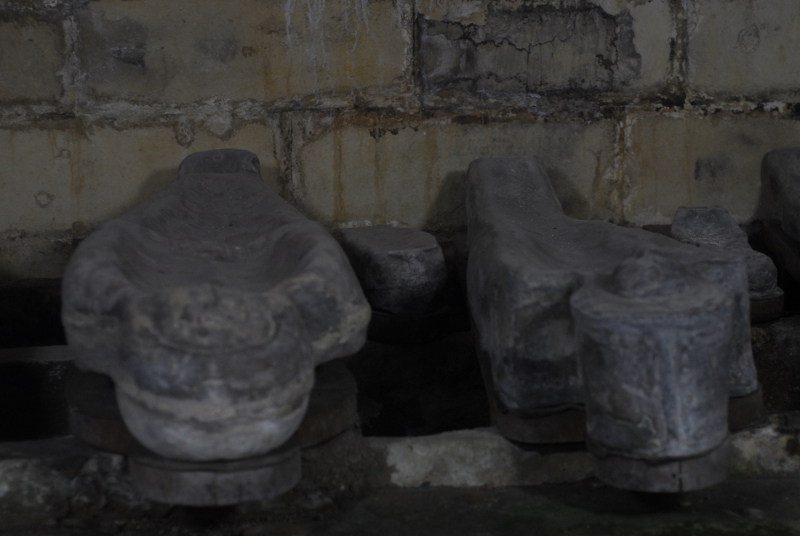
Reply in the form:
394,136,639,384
731,416,800,476
671,205,780,300
687,0,800,98
573,252,732,491
764,148,800,243
77,0,411,105
372,428,592,488
466,157,757,418
418,0,671,101
62,149,370,461
294,115,618,230
341,225,447,315
0,20,63,101
624,113,800,225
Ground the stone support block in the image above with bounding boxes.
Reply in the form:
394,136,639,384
624,113,800,225
341,226,448,315
0,20,63,102
294,114,617,231
417,0,672,104
688,0,800,99
764,148,800,242
77,0,411,105
371,428,593,488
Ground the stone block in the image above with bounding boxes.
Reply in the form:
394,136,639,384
623,113,800,226
0,123,278,237
0,20,63,101
293,114,617,231
340,226,447,315
417,0,671,100
688,0,800,98
77,0,410,104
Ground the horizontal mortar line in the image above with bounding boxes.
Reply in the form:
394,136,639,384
1,102,799,129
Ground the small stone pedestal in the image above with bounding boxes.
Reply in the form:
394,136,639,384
341,226,451,342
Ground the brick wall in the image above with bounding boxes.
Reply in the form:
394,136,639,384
1,0,800,278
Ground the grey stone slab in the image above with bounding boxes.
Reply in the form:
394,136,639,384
466,157,758,418
671,205,781,301
340,226,448,315
61,149,370,462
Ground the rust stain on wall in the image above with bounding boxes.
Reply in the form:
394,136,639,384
332,127,347,225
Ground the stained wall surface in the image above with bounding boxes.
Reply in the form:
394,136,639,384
1,0,799,278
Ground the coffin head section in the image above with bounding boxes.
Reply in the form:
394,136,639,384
573,251,732,460
62,149,369,461
671,205,780,300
